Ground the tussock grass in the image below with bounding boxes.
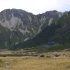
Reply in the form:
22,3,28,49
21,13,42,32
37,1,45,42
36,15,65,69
0,56,70,70
0,50,70,70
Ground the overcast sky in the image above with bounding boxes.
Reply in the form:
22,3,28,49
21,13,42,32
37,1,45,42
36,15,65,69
0,0,70,14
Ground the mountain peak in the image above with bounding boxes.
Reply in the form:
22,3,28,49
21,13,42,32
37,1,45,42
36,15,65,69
43,10,62,18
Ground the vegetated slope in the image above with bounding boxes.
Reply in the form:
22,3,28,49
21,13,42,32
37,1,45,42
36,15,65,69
13,11,70,49
0,24,19,49
0,9,62,49
50,12,70,43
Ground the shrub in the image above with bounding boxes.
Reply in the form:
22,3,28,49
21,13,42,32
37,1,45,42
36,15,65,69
40,55,45,57
55,54,60,57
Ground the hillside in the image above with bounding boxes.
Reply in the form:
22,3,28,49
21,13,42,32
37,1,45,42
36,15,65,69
13,11,70,49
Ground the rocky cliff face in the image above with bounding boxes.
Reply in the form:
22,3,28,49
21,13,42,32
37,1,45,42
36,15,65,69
0,9,63,49
15,11,70,49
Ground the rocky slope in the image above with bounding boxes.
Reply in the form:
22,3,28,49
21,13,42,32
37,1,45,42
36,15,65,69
0,9,62,49
13,11,70,49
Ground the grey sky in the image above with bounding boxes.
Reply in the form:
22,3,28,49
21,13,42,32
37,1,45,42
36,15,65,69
0,0,70,14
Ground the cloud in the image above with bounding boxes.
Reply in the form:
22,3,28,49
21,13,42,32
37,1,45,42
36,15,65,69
0,0,70,14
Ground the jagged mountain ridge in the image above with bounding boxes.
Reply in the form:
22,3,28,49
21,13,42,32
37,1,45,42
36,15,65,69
0,9,62,49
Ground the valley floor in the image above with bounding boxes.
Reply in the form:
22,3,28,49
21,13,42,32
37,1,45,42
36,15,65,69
0,50,70,70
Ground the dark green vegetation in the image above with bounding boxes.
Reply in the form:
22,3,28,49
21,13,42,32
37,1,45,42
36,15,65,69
12,11,70,50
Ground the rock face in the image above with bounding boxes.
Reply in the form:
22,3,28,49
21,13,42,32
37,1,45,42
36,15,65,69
0,9,63,49
18,11,70,48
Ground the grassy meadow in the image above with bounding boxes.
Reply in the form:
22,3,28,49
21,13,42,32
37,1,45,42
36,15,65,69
0,49,70,70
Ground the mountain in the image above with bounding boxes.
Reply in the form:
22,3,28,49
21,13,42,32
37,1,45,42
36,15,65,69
0,9,62,49
13,11,70,49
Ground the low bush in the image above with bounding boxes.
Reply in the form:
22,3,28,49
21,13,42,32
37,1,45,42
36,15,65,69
40,55,45,57
55,54,60,57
